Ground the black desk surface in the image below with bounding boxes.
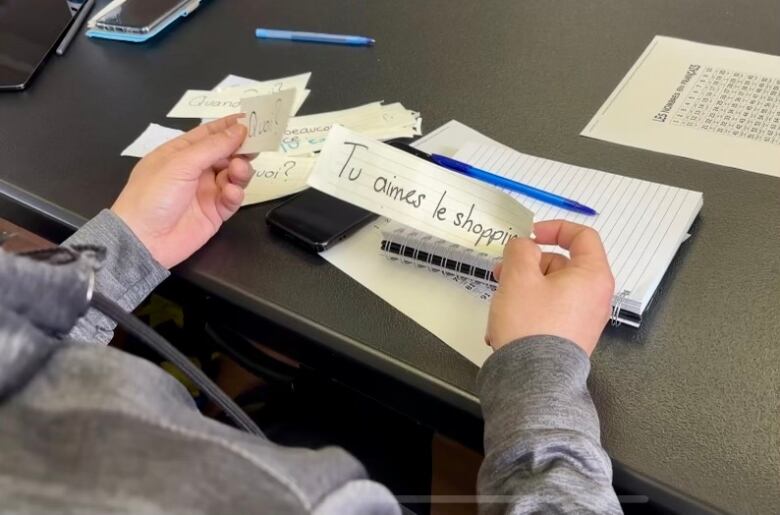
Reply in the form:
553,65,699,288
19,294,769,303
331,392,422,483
1,1,779,513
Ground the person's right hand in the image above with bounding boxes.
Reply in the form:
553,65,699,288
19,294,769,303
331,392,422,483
111,115,252,269
486,220,615,356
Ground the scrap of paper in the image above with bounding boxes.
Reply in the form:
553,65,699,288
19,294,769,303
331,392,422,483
168,73,310,119
217,76,310,115
281,102,422,156
242,153,316,206
200,73,311,125
236,90,295,154
582,36,780,177
121,123,183,158
213,72,311,92
307,125,533,255
87,0,125,28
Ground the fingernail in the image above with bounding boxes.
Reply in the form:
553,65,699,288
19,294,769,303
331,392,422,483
225,126,237,137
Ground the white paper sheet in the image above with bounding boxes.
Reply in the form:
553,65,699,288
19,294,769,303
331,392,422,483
322,121,702,365
307,126,533,254
582,36,780,177
121,123,183,158
320,121,505,366
321,217,494,367
454,142,703,317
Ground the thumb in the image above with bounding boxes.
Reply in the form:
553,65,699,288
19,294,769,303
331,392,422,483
496,237,542,284
176,124,247,174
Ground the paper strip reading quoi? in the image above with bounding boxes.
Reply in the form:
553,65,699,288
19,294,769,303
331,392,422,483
307,125,534,255
236,89,295,154
242,153,316,206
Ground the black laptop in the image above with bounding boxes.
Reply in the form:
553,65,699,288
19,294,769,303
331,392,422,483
0,0,78,91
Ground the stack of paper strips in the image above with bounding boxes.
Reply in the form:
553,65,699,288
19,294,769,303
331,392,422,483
168,73,421,156
280,102,421,156
122,72,422,205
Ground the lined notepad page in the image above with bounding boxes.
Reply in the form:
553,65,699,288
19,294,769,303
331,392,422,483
455,143,703,314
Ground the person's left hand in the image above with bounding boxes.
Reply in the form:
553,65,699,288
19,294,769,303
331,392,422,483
111,115,252,269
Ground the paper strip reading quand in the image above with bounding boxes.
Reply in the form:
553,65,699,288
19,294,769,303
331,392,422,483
167,72,310,118
237,90,295,154
242,153,316,206
307,125,534,255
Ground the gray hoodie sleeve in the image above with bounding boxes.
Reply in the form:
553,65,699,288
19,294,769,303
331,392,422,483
62,210,169,344
476,336,622,514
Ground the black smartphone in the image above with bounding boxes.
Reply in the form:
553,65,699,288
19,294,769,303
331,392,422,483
95,0,192,34
266,189,377,252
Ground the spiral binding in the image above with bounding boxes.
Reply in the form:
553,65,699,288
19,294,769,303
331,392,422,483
422,234,436,273
610,289,631,326
380,225,500,284
381,225,636,316
383,226,402,264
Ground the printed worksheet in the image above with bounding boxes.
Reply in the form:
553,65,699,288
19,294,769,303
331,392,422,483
582,36,780,177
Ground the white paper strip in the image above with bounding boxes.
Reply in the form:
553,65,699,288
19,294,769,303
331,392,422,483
307,125,533,255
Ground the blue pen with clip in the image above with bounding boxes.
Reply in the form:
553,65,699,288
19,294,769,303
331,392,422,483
255,28,375,46
388,142,597,216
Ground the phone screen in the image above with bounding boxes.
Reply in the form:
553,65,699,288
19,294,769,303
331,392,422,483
96,0,189,32
266,189,377,252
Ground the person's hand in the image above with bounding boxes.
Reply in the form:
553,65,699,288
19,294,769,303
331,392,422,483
486,220,615,356
111,116,252,269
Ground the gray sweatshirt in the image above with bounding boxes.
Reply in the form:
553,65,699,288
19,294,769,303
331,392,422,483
0,210,621,514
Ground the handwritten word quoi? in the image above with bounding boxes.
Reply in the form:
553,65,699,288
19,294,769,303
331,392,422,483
255,160,296,182
247,98,284,138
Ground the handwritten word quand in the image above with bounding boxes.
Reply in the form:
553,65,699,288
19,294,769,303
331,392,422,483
188,96,240,109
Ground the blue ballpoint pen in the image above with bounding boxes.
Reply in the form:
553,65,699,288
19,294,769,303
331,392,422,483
429,153,598,216
255,28,375,46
